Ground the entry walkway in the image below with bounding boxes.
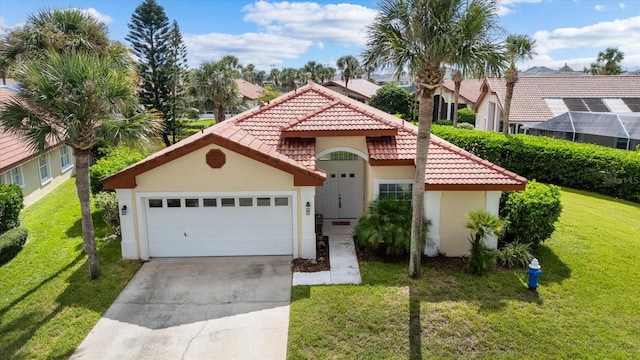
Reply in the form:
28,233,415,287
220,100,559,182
292,220,362,285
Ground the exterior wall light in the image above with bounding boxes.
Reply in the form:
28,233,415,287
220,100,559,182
121,205,127,216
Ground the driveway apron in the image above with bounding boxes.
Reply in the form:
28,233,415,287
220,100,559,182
71,256,292,360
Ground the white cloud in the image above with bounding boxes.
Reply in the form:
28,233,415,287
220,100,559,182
497,0,543,16
594,4,606,11
619,2,626,9
241,1,377,46
184,32,312,69
533,16,640,53
73,8,113,25
530,16,640,71
317,41,325,50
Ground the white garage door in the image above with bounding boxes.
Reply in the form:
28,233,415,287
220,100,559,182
144,195,293,257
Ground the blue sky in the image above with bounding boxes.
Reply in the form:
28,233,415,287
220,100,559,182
1,0,639,73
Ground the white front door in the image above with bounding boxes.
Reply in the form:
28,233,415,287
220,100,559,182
316,158,364,219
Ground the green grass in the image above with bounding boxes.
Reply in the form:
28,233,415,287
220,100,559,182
288,188,640,359
185,119,216,127
0,179,141,360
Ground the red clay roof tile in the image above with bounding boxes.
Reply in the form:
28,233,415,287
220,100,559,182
104,82,527,190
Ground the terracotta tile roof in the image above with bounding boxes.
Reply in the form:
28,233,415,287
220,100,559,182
322,79,381,99
479,75,640,122
442,79,484,104
104,82,527,190
0,87,63,173
234,79,264,100
281,100,398,137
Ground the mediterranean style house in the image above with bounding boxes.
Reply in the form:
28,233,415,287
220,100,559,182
103,83,526,261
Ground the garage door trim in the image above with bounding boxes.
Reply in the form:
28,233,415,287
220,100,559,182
136,191,298,260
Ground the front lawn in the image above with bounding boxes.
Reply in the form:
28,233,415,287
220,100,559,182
288,188,640,359
0,179,141,359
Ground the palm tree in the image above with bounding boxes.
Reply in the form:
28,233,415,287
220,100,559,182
466,210,504,275
280,67,302,91
363,0,503,278
450,1,506,127
1,8,111,66
318,66,337,83
302,61,323,82
190,61,244,122
502,34,536,134
0,50,150,279
586,47,624,75
268,68,281,89
336,55,363,92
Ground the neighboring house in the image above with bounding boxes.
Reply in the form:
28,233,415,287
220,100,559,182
434,79,484,121
104,83,526,261
322,78,381,104
234,79,264,109
521,64,583,76
529,111,640,150
474,75,640,134
0,87,75,206
370,72,415,90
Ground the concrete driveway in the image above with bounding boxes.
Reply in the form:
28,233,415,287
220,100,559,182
71,256,292,360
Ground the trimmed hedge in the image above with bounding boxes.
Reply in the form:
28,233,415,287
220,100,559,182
431,125,640,203
90,147,147,195
0,184,24,233
0,227,28,266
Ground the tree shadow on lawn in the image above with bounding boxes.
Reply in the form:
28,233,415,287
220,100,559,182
0,256,108,359
65,210,110,251
362,245,571,314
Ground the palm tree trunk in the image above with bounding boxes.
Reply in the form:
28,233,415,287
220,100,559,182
74,148,101,279
452,79,461,127
214,105,225,123
503,80,514,135
409,89,434,278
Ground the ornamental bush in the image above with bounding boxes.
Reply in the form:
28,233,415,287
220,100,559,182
90,147,147,195
0,184,24,233
94,191,121,236
497,241,534,268
500,180,563,245
457,122,475,130
0,227,28,266
353,197,431,256
431,125,640,203
457,107,476,126
369,83,413,119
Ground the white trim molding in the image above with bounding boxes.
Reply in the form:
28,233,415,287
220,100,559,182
424,191,442,256
299,186,316,259
484,191,502,249
316,147,369,161
116,189,137,259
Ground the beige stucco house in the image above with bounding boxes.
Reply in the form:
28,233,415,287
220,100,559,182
0,86,75,206
323,78,381,104
434,79,483,121
474,75,640,134
104,83,526,261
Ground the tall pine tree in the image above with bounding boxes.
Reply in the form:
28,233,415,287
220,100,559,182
167,20,188,143
127,0,186,146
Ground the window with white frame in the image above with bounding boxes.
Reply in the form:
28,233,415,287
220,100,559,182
39,155,52,184
60,145,73,171
0,172,6,184
10,167,25,187
376,180,413,200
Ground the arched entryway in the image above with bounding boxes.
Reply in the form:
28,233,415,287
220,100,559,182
315,148,366,219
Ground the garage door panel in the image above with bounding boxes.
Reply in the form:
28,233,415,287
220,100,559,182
145,195,293,257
